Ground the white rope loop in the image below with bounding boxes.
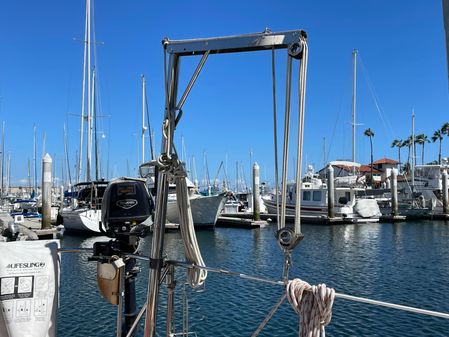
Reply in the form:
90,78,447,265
287,279,335,337
174,160,207,288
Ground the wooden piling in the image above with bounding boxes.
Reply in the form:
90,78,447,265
327,165,335,218
41,154,52,229
391,169,398,216
253,162,260,221
443,169,448,215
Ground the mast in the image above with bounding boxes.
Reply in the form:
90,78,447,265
411,109,415,193
141,74,146,164
33,125,37,194
62,141,66,188
86,66,94,182
92,68,100,180
64,124,72,187
150,129,155,161
249,148,253,192
86,0,92,182
142,77,155,161
323,137,326,168
352,49,357,166
7,153,11,196
236,161,239,192
225,152,229,190
77,0,89,183
27,159,31,196
0,122,4,200
191,156,197,186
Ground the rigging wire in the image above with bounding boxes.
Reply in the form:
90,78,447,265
358,53,396,140
144,84,155,160
326,99,342,164
64,123,72,187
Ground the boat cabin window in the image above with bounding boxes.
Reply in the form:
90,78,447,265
337,192,351,204
77,185,107,202
313,191,321,201
303,191,311,201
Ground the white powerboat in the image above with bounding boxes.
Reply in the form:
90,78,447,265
263,166,381,223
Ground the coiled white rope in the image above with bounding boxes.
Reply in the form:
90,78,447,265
286,279,335,337
174,162,208,288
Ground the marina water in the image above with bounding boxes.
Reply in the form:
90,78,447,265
58,220,449,336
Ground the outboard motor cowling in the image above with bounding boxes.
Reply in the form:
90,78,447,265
101,178,152,237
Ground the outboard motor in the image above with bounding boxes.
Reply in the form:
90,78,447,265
101,178,153,238
91,178,153,337
3,221,20,241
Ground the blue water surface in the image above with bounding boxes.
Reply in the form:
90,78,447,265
58,220,449,336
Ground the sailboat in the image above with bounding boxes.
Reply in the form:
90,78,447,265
392,111,434,216
61,0,108,234
139,161,227,228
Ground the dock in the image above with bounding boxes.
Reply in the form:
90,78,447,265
216,216,270,228
379,215,407,222
429,213,449,220
0,213,63,240
34,228,62,239
219,213,366,225
21,220,62,239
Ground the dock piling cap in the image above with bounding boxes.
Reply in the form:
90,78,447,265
43,153,52,163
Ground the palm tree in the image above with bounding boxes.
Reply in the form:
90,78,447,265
403,136,412,173
415,134,430,165
364,128,375,186
442,122,449,160
391,139,403,167
432,129,444,164
441,122,449,135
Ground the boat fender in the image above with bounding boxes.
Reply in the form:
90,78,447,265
96,259,121,305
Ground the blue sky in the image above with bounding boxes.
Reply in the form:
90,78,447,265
0,0,448,187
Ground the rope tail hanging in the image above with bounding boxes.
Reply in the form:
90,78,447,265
286,279,335,337
174,161,208,288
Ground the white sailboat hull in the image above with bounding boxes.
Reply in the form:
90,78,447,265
166,194,226,227
61,208,102,234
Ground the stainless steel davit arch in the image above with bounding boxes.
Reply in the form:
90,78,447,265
143,29,309,337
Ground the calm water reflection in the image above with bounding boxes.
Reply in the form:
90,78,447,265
58,221,449,336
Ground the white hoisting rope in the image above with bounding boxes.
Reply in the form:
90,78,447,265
174,162,208,288
287,279,335,337
271,46,281,229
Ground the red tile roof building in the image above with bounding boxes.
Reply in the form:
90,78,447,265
372,158,399,165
